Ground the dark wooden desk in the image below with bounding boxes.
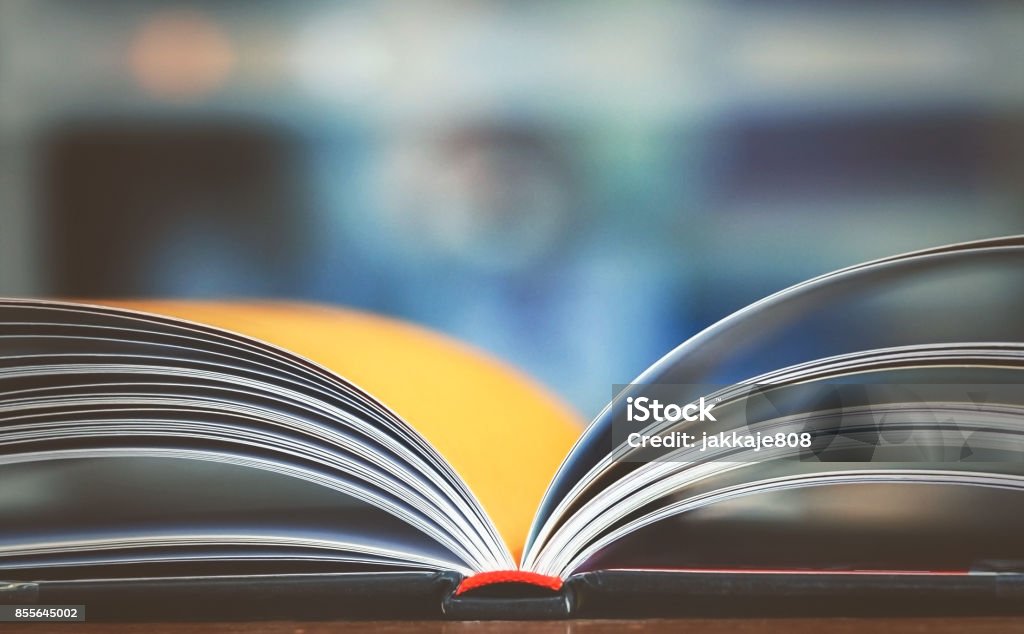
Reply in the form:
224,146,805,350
8,619,1024,633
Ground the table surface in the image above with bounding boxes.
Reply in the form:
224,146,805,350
7,619,1024,633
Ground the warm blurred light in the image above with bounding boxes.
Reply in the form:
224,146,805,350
128,9,235,100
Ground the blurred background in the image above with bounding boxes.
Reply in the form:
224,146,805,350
1,0,1023,418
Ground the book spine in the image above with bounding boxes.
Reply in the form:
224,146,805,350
442,571,573,620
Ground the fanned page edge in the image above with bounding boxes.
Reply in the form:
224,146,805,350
520,234,1024,574
0,298,518,574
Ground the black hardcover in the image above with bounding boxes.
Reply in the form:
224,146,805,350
4,571,1024,620
0,572,456,621
569,570,1024,617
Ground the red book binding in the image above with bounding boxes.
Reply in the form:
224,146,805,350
454,570,564,596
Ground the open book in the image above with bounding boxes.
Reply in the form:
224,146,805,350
2,235,1024,619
